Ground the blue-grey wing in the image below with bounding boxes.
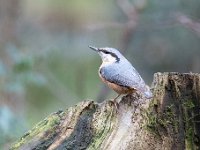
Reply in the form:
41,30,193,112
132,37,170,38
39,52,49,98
101,65,144,89
100,65,152,98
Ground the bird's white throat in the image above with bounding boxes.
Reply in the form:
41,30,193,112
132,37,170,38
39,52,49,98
101,54,117,66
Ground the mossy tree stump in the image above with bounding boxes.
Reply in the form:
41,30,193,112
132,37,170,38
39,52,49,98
11,72,200,150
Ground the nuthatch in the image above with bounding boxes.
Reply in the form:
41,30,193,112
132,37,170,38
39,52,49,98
89,46,152,102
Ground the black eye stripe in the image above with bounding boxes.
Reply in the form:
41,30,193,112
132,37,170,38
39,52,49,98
100,50,110,54
104,51,110,54
100,49,120,62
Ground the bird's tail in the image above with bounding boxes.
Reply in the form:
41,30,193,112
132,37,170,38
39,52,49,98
143,85,153,99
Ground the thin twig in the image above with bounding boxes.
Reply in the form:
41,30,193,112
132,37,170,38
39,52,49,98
176,13,200,37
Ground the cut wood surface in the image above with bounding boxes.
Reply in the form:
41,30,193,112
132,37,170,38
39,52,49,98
11,72,200,150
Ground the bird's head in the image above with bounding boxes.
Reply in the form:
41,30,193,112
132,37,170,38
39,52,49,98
89,46,124,65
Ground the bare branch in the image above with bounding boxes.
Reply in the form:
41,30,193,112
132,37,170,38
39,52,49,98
176,13,200,37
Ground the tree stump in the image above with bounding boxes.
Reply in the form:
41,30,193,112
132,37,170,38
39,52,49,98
11,72,200,150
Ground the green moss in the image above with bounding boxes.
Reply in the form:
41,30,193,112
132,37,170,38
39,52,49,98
87,101,117,149
183,100,195,149
185,127,195,150
10,111,63,149
145,113,159,135
183,100,195,109
145,103,178,135
163,105,179,131
143,99,159,135
146,99,197,149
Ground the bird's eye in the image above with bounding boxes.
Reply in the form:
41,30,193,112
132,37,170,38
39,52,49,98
104,51,110,54
100,49,110,54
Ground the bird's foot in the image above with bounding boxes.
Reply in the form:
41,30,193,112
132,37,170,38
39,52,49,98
113,98,119,111
111,94,121,112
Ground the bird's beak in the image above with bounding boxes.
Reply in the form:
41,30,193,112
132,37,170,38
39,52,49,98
89,46,99,52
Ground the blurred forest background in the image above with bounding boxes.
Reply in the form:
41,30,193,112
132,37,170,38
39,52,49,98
0,0,200,149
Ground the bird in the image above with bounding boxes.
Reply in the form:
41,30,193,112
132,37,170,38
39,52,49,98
89,46,153,103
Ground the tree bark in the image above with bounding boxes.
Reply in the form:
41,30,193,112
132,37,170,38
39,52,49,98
11,72,200,150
